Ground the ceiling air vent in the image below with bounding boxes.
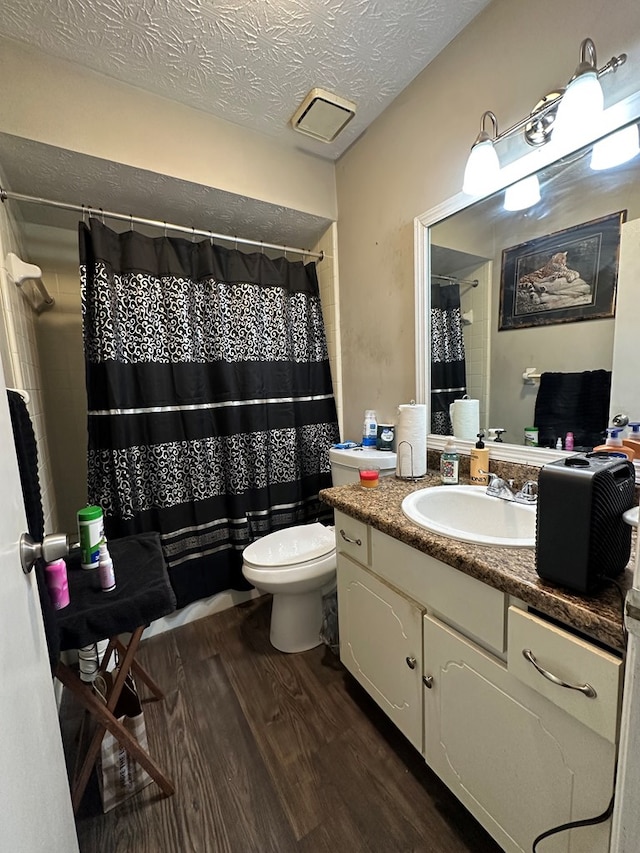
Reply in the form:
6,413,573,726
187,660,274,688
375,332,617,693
290,88,356,143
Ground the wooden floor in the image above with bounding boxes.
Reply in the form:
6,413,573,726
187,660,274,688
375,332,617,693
60,596,502,853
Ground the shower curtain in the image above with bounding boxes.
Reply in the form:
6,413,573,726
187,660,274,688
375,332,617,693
430,281,467,434
79,219,339,608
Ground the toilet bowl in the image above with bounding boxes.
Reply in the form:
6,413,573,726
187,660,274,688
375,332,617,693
242,522,336,653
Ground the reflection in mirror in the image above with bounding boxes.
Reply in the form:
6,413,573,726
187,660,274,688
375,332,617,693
428,120,640,454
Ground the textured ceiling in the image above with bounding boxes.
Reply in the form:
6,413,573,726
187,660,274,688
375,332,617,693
0,0,490,159
0,0,492,254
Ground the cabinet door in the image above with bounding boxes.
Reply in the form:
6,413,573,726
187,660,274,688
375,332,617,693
337,553,423,751
423,615,615,853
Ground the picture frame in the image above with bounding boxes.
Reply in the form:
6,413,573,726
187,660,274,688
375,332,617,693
498,210,626,331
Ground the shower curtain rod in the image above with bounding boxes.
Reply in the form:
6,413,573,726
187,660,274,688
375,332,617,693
0,187,324,262
432,273,479,288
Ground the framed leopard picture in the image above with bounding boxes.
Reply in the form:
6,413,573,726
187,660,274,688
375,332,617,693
499,210,626,330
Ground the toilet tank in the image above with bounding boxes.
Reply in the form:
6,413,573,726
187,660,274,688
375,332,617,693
329,447,397,486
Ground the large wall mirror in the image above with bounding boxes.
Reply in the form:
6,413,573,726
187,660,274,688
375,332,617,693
415,91,640,466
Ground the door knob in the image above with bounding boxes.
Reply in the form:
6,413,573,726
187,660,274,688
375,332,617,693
20,532,69,574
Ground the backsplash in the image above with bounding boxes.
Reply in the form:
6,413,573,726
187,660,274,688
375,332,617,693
427,449,541,487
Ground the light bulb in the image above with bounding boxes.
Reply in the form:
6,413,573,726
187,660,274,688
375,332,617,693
591,124,640,170
462,139,500,196
552,70,604,150
503,175,541,211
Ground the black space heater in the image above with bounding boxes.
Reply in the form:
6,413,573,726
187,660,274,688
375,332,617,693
535,452,636,593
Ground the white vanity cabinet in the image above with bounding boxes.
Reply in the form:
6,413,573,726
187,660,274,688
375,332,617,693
334,511,620,853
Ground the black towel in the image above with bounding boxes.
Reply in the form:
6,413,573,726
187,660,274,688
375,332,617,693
533,370,612,449
7,390,60,674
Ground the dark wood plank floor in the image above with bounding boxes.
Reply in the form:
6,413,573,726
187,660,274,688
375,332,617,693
60,596,502,853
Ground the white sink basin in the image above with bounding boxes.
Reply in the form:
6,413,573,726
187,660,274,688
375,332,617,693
401,485,536,548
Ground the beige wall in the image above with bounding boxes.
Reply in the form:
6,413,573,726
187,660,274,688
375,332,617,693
0,37,337,222
335,0,640,442
313,223,344,436
26,226,87,537
0,185,58,534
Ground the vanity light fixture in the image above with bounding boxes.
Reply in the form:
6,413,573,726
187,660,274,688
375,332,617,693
462,111,500,196
462,37,627,197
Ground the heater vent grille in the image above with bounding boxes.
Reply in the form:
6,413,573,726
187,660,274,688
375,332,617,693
290,88,356,143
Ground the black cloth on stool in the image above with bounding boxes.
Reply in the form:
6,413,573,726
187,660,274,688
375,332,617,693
57,532,176,651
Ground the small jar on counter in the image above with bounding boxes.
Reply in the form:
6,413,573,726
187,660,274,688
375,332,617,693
359,466,380,489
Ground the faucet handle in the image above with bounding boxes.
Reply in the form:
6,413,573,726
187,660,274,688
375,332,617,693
515,480,538,504
482,471,499,485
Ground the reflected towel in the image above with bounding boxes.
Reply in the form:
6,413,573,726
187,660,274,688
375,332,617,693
533,370,611,449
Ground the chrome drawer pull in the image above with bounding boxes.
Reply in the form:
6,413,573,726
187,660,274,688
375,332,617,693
339,529,362,546
522,649,597,698
422,675,434,689
406,656,417,670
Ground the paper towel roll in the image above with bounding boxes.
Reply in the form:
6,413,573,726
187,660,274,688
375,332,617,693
396,403,427,478
450,397,479,441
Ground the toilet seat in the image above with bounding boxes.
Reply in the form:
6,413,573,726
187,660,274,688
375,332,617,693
242,523,335,569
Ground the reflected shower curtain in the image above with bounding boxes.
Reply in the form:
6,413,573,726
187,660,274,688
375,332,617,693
430,281,467,434
80,219,339,608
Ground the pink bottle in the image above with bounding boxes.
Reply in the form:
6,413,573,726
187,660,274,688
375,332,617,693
45,558,70,610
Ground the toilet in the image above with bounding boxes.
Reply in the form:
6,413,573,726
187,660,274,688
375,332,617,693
242,448,397,653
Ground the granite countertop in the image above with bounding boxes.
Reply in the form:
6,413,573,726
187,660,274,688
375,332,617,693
320,472,633,652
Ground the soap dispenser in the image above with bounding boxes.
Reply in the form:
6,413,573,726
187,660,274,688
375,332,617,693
623,422,640,456
470,432,489,485
593,428,635,460
441,439,460,485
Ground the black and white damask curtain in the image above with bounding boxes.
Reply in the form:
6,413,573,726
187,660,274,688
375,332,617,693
430,281,467,434
80,219,339,608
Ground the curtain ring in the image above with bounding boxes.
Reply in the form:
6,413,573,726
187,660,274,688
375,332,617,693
209,230,214,247
234,235,238,251
100,208,105,225
191,226,196,242
260,241,265,255
129,214,134,231
163,221,168,237
81,204,87,225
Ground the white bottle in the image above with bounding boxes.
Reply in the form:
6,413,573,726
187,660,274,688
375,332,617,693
362,410,378,447
98,540,116,592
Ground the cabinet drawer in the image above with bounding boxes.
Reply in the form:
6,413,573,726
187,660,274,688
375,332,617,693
507,607,622,743
334,510,370,566
372,528,506,654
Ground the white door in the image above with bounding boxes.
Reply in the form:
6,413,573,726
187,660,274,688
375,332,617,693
0,386,78,850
